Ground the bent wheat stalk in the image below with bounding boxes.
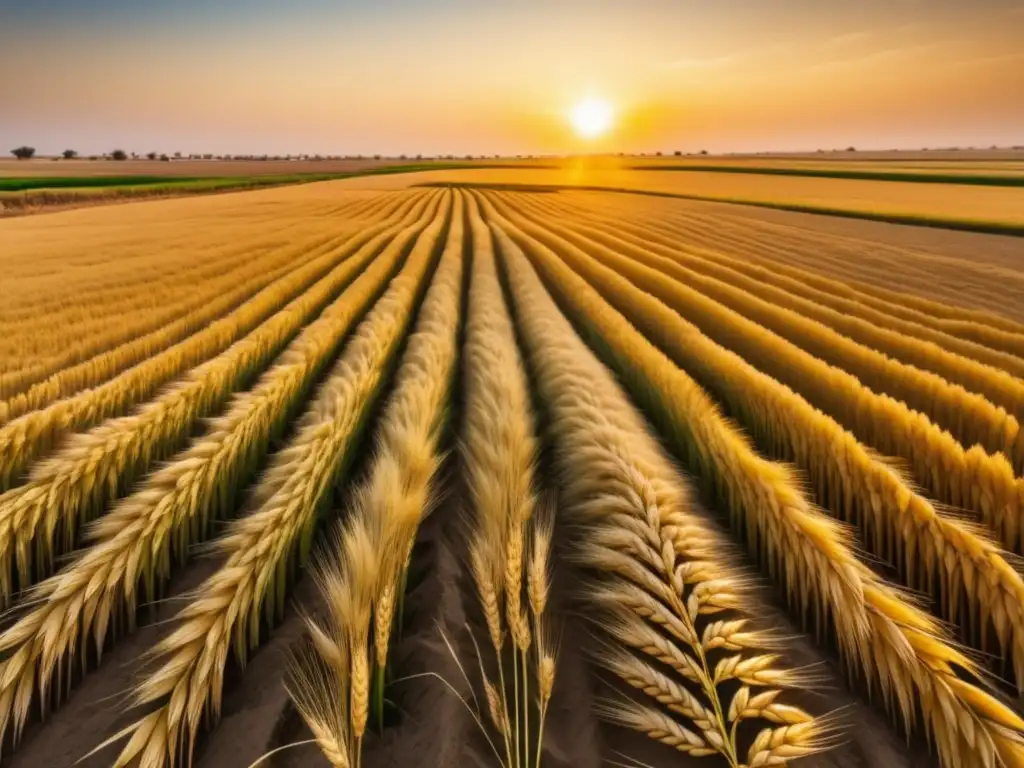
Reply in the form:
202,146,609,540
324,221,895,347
0,193,390,404
493,199,828,767
0,192,423,491
526,193,1024,474
481,193,1024,768
490,191,1024,691
485,193,1024,556
97,191,453,768
0,191,439,605
531,190,1024,397
0,192,405,424
288,190,466,768
0,194,443,752
506,191,1021,462
459,194,550,767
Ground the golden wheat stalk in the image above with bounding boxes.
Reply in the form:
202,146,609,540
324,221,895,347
99,192,452,768
0,195,387,376
514,193,1021,464
519,191,1024,433
459,193,554,768
488,193,1024,557
496,191,1024,690
537,188,1024,360
527,192,1024,476
482,192,1024,768
0,192,432,492
289,192,466,768
0,194,411,423
561,192,1024,381
492,201,827,767
0,192,440,606
0,196,442,753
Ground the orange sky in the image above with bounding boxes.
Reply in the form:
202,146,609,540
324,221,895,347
3,0,1023,155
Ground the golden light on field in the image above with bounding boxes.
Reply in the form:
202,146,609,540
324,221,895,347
569,97,614,140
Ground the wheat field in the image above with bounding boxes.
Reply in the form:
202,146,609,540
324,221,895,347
2,181,1024,768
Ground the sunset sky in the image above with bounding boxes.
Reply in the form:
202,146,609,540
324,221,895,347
3,0,1023,156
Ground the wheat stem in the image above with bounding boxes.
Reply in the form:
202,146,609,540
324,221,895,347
284,190,466,768
106,193,453,768
488,191,828,767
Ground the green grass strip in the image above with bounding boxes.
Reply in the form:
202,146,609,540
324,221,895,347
0,162,553,193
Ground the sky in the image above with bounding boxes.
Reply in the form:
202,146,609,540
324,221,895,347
2,0,1023,156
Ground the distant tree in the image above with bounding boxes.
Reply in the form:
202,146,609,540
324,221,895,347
174,151,182,159
846,146,857,152
655,151,663,157
202,153,213,160
399,154,407,160
131,152,139,159
62,149,78,159
674,150,682,156
10,146,35,160
146,151,158,160
88,155,99,161
160,154,170,162
373,154,381,160
700,149,708,155
416,154,423,160
111,149,128,161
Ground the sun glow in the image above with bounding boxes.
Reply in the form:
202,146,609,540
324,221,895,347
569,97,614,139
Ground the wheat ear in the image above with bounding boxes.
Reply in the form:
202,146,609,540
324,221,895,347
492,196,828,766
484,193,1024,768
0,198,440,753
100,193,452,768
0,193,402,424
0,191,439,608
459,193,544,767
289,191,466,768
500,191,1024,692
0,190,432,492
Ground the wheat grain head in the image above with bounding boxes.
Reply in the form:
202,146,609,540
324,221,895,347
484,193,1024,768
494,191,1024,692
0,197,442,753
103,192,452,768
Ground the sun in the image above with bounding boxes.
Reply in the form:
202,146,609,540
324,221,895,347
570,97,614,139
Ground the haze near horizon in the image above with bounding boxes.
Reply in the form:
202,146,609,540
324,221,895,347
3,0,1023,156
